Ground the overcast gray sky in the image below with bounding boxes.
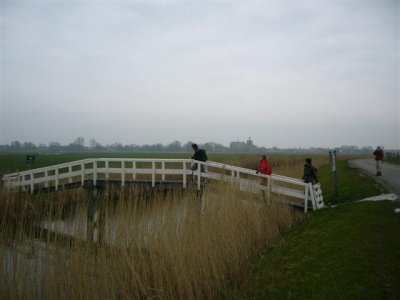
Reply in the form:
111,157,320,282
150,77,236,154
1,0,399,149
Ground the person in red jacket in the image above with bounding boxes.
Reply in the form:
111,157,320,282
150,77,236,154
256,155,272,175
373,146,384,176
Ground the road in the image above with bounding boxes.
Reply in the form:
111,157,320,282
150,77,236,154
349,159,400,193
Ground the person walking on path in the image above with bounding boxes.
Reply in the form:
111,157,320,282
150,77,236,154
373,146,384,176
302,158,318,184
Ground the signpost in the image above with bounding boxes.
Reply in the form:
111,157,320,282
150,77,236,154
26,155,35,167
329,150,338,203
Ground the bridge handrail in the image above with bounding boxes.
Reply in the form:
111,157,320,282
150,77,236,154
1,158,322,211
199,160,308,186
2,158,194,179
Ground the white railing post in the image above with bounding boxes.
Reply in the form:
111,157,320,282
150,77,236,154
68,166,72,184
304,185,309,212
30,171,34,194
183,162,187,188
105,160,109,181
81,163,85,186
20,173,24,191
267,175,271,198
162,161,165,181
308,183,316,210
121,161,125,187
55,167,59,191
152,161,156,187
45,170,49,188
132,161,136,180
93,161,97,186
197,163,201,190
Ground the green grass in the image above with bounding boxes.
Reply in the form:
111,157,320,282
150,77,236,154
234,159,400,299
318,159,383,205
236,201,400,300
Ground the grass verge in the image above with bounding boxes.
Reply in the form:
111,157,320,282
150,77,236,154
234,159,400,299
318,159,383,205
235,201,400,300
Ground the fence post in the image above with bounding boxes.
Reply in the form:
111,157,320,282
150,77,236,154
304,185,309,212
329,150,338,203
55,167,59,191
197,164,201,190
121,161,125,187
162,161,166,181
105,160,109,181
44,170,49,188
132,161,136,180
30,171,34,194
93,161,97,186
183,161,187,188
309,183,316,210
81,163,85,186
152,161,156,188
68,166,72,184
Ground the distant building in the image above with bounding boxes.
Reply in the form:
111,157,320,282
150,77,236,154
230,137,257,153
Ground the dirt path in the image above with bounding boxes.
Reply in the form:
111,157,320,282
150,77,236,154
349,159,400,194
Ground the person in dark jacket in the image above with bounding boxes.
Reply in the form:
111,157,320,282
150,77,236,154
373,146,384,176
191,143,208,171
302,158,318,184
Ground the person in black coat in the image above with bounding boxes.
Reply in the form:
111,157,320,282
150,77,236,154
191,143,207,171
302,158,318,184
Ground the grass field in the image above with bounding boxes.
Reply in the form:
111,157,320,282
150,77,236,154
235,200,400,300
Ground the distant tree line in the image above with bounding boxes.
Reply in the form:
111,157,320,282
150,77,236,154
0,137,379,154
0,137,263,153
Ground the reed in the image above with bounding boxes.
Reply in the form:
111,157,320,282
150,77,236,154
0,180,300,299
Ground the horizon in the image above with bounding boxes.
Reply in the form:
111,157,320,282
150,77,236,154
0,137,394,151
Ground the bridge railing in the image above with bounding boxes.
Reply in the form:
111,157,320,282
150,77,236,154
1,158,193,190
1,158,324,211
197,160,323,211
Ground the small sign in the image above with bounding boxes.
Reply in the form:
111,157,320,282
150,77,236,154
26,155,35,164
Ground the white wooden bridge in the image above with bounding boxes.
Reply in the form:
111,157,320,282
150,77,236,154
1,158,324,212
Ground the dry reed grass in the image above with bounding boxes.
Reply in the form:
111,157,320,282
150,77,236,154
0,180,300,299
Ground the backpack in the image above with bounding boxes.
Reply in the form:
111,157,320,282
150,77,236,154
199,149,208,162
